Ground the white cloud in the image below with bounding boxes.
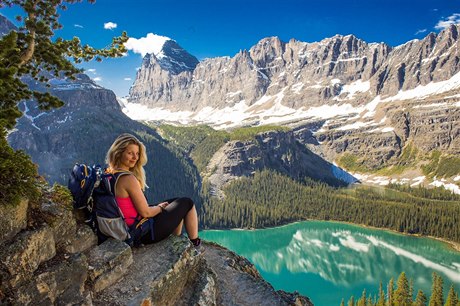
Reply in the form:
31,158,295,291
93,77,102,82
124,33,171,57
86,68,96,74
74,24,84,28
435,13,460,30
104,22,117,30
124,77,132,81
414,28,427,35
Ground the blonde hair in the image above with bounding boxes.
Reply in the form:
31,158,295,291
106,133,148,190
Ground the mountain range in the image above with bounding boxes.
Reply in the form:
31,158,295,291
125,25,460,191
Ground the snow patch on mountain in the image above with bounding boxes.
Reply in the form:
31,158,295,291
337,120,374,131
430,179,460,195
123,103,193,124
339,80,370,99
291,82,304,94
124,67,460,131
124,96,361,129
350,172,460,194
48,77,103,91
410,176,425,187
386,71,460,101
331,163,359,184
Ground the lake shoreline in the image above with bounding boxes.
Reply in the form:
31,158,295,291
202,218,460,253
201,218,460,306
342,221,460,253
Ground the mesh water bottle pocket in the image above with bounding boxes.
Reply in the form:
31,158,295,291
97,216,130,241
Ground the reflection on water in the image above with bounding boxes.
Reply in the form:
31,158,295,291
201,221,460,306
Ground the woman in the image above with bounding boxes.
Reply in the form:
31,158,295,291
106,133,201,249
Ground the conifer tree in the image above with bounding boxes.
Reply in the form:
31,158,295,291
348,295,355,306
388,278,395,306
429,272,444,306
367,296,374,306
0,0,128,130
341,298,345,306
376,282,386,306
414,289,427,306
394,272,411,306
445,285,459,306
357,289,367,306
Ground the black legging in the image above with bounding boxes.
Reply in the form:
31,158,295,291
141,197,194,244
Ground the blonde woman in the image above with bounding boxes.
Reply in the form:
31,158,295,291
106,133,201,249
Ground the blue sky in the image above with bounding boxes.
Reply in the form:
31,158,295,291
1,0,459,97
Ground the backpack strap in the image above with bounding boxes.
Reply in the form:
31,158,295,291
110,171,140,223
111,171,132,198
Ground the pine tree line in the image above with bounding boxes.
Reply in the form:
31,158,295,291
200,170,460,243
342,272,460,306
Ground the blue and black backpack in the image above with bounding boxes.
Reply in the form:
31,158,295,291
68,164,154,245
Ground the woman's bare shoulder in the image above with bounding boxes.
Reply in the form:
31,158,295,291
116,172,138,186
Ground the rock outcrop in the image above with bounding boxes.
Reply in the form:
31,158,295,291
0,191,312,305
206,129,352,197
310,92,460,168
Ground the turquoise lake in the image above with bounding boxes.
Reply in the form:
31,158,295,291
200,221,460,306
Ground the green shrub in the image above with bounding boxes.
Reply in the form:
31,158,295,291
229,125,290,141
0,128,40,206
436,156,460,177
337,153,374,172
421,151,460,178
50,183,73,208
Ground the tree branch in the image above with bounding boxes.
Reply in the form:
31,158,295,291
19,7,36,66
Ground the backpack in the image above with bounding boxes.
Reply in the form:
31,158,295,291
68,164,153,245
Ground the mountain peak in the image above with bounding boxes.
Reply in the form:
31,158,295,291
142,39,199,75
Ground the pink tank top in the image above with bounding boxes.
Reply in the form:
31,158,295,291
116,197,138,226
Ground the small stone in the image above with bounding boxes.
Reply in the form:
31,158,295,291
134,287,140,292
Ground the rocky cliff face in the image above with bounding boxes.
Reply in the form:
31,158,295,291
8,74,145,182
0,193,312,305
128,25,460,112
126,25,460,175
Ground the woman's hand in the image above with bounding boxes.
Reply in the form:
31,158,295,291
157,202,169,212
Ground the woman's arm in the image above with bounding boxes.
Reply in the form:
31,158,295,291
117,174,162,218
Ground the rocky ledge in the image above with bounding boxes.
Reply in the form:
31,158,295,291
0,193,312,305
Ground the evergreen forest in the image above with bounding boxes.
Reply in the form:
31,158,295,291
199,170,460,243
342,272,460,306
